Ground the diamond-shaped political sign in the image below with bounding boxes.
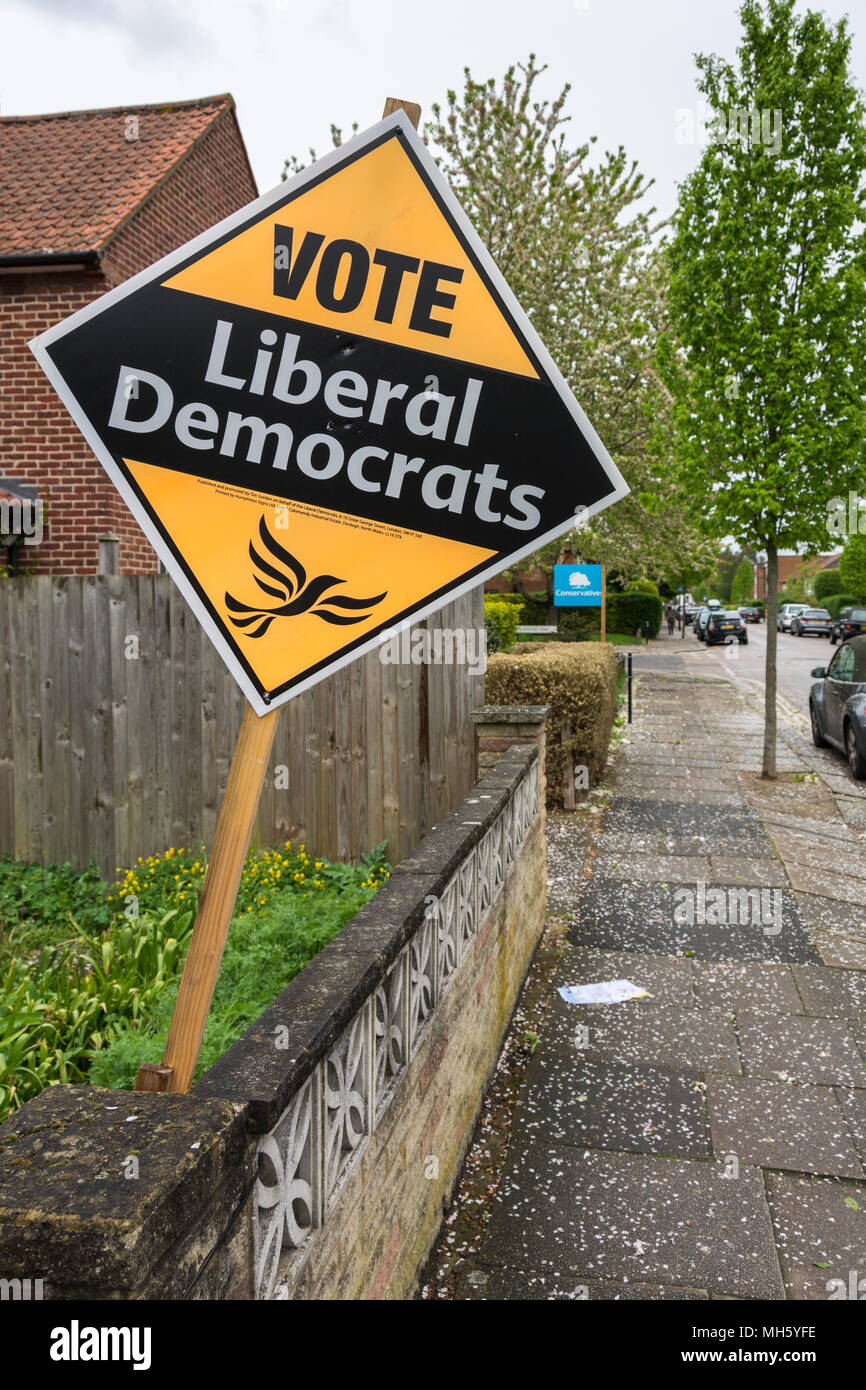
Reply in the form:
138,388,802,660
31,110,628,715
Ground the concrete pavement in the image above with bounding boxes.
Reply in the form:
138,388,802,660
424,638,866,1301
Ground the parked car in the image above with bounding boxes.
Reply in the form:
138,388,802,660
706,610,748,646
684,605,700,627
829,606,866,646
791,608,833,637
778,603,808,632
694,606,710,641
738,606,761,623
809,636,866,778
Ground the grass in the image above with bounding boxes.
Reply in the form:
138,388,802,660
0,839,390,1121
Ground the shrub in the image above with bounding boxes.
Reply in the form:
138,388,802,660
556,608,599,641
813,568,845,603
626,578,659,595
606,592,663,638
825,591,858,618
484,595,522,652
839,535,866,600
485,642,617,805
490,590,549,624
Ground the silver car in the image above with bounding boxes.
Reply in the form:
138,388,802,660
778,603,807,632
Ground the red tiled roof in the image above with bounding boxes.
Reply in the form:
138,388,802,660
0,94,235,259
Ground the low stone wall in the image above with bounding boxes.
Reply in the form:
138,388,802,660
0,737,546,1300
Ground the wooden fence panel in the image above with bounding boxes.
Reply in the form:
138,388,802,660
0,577,483,875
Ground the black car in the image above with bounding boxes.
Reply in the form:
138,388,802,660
829,606,866,645
705,610,748,646
739,606,761,623
809,635,866,778
791,608,833,637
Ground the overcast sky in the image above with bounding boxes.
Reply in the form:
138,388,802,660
2,0,864,221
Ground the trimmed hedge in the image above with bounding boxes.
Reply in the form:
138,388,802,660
558,592,662,640
485,641,617,805
825,592,858,618
484,595,522,652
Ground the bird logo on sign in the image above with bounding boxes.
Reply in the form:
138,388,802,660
225,515,388,638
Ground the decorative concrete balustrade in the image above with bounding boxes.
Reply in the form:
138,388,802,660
0,727,548,1301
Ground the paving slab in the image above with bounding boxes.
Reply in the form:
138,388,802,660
708,856,788,886
515,1056,712,1159
836,796,866,832
737,1010,866,1086
570,880,819,964
770,829,866,879
542,996,741,1073
479,1144,785,1299
591,853,711,883
786,863,866,907
692,961,801,1014
792,892,866,969
602,797,773,854
706,1075,864,1178
766,1172,866,1299
790,965,866,1022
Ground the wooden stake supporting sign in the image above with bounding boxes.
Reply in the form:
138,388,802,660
600,564,606,645
135,702,278,1092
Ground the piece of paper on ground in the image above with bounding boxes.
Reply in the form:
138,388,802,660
557,979,650,1005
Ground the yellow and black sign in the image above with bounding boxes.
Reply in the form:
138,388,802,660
31,111,628,714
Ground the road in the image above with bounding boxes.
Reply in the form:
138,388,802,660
676,618,835,713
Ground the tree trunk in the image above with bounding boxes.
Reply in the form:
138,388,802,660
762,539,778,779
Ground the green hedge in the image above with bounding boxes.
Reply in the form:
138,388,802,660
813,569,845,603
484,595,522,652
558,592,662,640
609,592,663,637
485,591,549,625
825,592,858,618
485,641,617,805
557,608,599,640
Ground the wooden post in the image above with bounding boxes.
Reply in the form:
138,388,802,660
382,96,422,127
135,702,279,1094
600,564,606,644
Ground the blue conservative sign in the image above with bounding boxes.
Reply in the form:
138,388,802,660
554,563,603,606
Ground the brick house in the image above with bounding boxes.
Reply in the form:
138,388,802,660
752,552,840,601
0,95,257,574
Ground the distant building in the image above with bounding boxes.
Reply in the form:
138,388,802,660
0,95,257,574
752,552,840,601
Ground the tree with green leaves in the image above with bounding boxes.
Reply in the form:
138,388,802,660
839,536,866,601
730,556,754,606
662,0,866,776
